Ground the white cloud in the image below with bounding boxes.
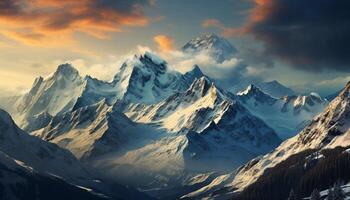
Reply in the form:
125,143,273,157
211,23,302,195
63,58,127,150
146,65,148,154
154,48,266,92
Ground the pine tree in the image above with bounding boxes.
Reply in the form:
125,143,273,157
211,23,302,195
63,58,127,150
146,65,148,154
287,189,297,200
333,181,345,200
310,189,321,200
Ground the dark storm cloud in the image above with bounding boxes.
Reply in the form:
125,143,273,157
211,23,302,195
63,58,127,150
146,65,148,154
247,0,350,71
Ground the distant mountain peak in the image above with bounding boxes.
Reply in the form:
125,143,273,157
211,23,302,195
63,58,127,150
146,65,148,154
238,84,262,95
182,33,238,63
257,80,296,98
237,84,274,99
237,84,278,106
54,63,80,77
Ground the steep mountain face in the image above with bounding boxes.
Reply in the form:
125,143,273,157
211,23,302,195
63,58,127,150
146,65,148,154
182,33,238,63
32,100,161,161
13,64,85,125
112,52,194,104
125,78,279,147
237,84,328,139
181,64,206,86
0,109,92,185
257,80,296,98
126,77,227,132
194,81,350,199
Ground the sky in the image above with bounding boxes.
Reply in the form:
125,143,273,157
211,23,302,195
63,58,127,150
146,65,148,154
0,0,349,96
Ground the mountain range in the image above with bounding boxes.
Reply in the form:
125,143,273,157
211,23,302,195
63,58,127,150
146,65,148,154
0,33,346,200
236,84,328,139
184,81,350,200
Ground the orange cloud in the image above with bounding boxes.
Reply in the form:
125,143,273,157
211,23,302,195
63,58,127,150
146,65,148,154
153,34,175,52
201,19,245,37
202,19,225,29
249,0,275,23
201,0,275,38
0,0,152,46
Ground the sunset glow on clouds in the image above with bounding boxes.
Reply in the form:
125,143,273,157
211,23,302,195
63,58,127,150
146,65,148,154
153,34,175,52
0,0,152,45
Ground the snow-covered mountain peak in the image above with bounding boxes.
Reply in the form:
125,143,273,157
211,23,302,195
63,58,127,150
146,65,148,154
237,84,277,103
182,33,238,63
111,51,188,104
238,84,262,95
185,76,224,104
116,51,168,78
280,92,327,112
53,63,80,79
236,86,327,139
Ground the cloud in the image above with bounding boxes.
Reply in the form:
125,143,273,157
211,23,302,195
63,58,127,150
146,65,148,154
292,75,350,96
217,0,350,72
60,45,155,82
158,48,264,92
202,19,224,29
201,18,244,37
0,0,153,45
203,1,350,72
153,34,175,52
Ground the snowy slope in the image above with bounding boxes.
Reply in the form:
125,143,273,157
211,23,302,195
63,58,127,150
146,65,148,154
182,33,238,63
0,109,93,185
125,78,278,142
0,109,154,200
304,182,350,200
237,84,328,139
30,77,280,196
192,81,350,199
32,99,162,161
116,77,280,172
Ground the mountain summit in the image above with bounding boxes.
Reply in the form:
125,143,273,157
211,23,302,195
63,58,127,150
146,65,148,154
182,33,238,63
257,80,296,98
